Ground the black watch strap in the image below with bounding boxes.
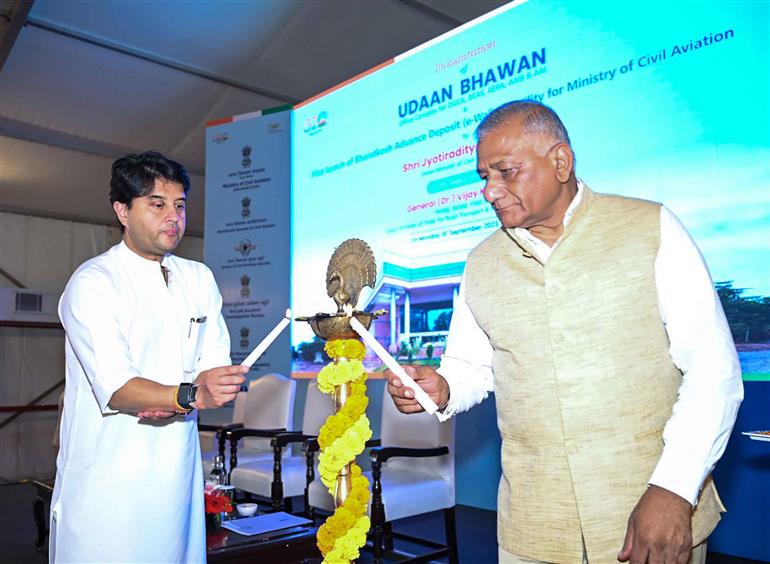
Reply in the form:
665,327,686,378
176,383,198,412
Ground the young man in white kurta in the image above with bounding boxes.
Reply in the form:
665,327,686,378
51,151,246,563
52,242,229,562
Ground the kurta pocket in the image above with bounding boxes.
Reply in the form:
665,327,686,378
184,316,207,374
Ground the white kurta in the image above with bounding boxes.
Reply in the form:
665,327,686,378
51,241,231,563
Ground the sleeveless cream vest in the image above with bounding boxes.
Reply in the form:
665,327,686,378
465,186,723,563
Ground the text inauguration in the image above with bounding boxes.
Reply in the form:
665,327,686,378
398,47,546,118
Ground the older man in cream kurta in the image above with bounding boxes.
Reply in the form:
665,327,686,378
385,101,742,564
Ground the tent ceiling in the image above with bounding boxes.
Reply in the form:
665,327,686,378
0,0,509,236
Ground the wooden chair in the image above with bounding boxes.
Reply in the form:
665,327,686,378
199,390,247,477
224,373,296,477
229,381,334,512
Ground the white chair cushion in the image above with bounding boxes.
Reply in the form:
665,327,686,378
231,447,278,466
204,446,288,479
302,382,335,435
380,390,455,487
242,374,296,431
231,457,312,499
375,468,453,522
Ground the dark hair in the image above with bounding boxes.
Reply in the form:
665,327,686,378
475,100,571,147
109,151,190,206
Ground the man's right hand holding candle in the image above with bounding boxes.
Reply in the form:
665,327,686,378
193,365,248,410
384,365,450,414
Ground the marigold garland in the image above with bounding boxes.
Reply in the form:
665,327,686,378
317,466,370,560
325,339,366,361
318,380,368,448
315,338,372,563
318,416,371,490
317,360,365,393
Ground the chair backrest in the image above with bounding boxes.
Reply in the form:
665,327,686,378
241,373,296,451
232,391,247,425
379,386,455,489
301,381,335,435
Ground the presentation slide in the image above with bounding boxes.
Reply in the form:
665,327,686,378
291,0,769,374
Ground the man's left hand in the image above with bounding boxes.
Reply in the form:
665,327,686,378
618,485,693,564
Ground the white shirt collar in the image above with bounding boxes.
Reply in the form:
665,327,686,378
513,179,584,261
117,240,171,278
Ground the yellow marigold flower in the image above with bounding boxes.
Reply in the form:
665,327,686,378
325,338,366,361
317,525,335,554
336,507,355,529
345,498,363,516
351,379,367,394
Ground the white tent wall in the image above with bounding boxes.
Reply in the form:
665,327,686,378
0,211,202,482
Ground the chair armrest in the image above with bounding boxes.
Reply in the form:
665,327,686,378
272,432,317,449
303,437,319,454
303,437,381,454
370,445,449,465
227,427,287,442
198,422,243,434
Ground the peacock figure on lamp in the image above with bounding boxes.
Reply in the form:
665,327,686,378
297,239,385,563
326,238,376,314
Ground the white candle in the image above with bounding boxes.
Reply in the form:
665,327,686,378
348,315,438,415
241,309,292,368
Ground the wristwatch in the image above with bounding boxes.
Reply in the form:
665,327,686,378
175,383,198,413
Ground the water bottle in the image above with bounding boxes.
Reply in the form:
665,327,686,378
209,455,227,485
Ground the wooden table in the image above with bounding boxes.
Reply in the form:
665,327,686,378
206,521,321,563
29,480,321,562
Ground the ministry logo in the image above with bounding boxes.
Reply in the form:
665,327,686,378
235,239,257,256
303,111,328,135
240,274,251,298
241,145,252,168
239,326,250,348
241,196,251,218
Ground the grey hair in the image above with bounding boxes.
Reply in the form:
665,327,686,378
475,100,572,148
